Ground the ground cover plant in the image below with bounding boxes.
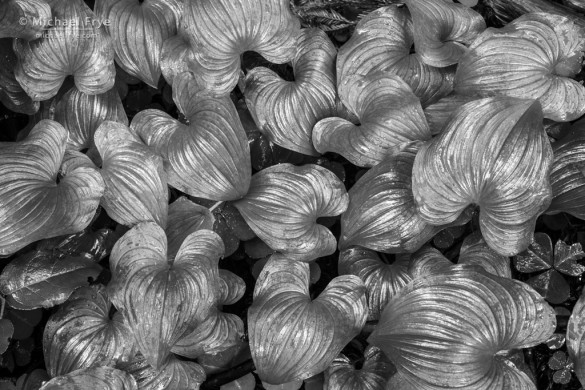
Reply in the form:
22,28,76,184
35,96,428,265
1,0,585,389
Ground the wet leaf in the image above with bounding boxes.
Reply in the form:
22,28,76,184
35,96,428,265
513,233,553,273
324,346,394,390
412,97,553,256
249,255,367,384
43,285,135,377
220,373,255,390
245,28,337,156
38,367,137,390
0,38,38,114
568,289,585,386
527,269,570,304
369,266,556,389
408,246,454,280
0,0,51,40
0,121,105,256
423,94,477,135
0,251,102,309
166,197,215,261
233,164,348,261
554,238,585,276
458,232,512,278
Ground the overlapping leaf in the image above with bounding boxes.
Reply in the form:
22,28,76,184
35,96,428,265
249,256,367,385
244,28,337,156
0,38,38,114
0,120,105,256
160,23,194,86
39,367,137,390
95,121,168,228
117,353,206,390
0,0,51,40
131,72,251,200
95,0,182,87
0,251,101,309
338,248,411,321
548,123,585,219
458,232,512,278
454,13,585,122
313,73,430,167
336,6,454,106
109,222,221,369
43,285,135,377
423,94,477,135
182,0,301,95
412,97,553,256
13,0,116,101
369,266,556,390
404,0,485,67
407,246,454,280
324,346,394,390
339,143,470,252
50,85,127,151
568,289,585,387
233,164,348,261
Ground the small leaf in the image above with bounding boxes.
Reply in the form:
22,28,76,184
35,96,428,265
513,233,553,273
527,270,570,305
554,239,585,276
548,351,569,370
38,367,137,390
0,251,102,309
0,319,13,354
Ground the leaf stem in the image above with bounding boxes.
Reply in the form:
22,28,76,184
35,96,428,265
209,201,224,213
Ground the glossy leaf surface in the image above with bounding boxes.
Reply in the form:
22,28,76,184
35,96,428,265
454,13,585,122
245,28,337,156
43,285,134,377
0,0,51,40
369,266,556,389
0,38,38,114
568,290,585,386
0,121,105,256
233,164,348,261
337,6,454,106
249,256,367,384
39,367,137,390
458,232,512,278
313,73,430,167
95,121,168,228
324,346,394,390
412,97,553,256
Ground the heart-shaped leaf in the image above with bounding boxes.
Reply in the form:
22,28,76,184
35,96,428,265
454,13,585,121
408,246,454,280
338,248,412,321
233,164,348,261
13,0,116,101
95,0,182,86
39,367,137,390
0,38,38,114
249,255,367,384
166,197,215,261
0,0,51,40
160,24,194,86
0,251,101,310
43,285,135,377
95,121,168,228
109,222,221,369
404,0,485,67
568,289,585,386
324,346,394,390
117,353,206,390
244,28,337,156
554,239,585,276
369,266,556,389
459,232,512,278
336,6,454,106
181,0,301,95
513,233,553,273
313,73,431,167
423,94,477,135
131,72,251,200
0,121,105,256
412,97,553,256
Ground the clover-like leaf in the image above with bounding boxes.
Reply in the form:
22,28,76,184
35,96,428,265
0,0,51,40
13,0,115,101
109,222,221,369
39,367,137,390
249,256,367,385
568,289,585,386
0,251,101,310
117,353,206,390
182,0,301,95
95,121,168,228
513,233,553,273
0,38,38,114
338,248,412,321
454,13,585,122
404,0,485,67
95,0,182,87
554,239,585,276
412,97,553,256
166,197,215,261
0,121,105,256
244,28,337,156
51,85,127,151
336,6,454,107
548,124,585,219
131,72,251,200
43,285,135,377
338,143,470,253
369,266,556,390
313,73,430,167
324,346,394,390
233,164,348,261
